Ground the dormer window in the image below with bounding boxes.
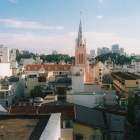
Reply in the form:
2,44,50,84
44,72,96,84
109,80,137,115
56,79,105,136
34,67,37,70
48,67,50,70
28,67,30,70
55,67,57,70
64,67,67,70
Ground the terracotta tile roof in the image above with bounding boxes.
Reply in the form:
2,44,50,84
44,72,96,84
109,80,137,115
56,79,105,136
89,61,99,68
8,105,76,120
25,64,72,71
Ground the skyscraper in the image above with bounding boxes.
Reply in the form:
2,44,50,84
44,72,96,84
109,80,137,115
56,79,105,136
111,44,120,53
120,48,124,53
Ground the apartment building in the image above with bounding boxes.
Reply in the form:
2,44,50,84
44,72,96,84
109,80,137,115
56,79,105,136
112,72,138,99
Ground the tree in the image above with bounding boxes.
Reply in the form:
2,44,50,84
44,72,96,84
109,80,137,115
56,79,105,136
102,74,113,84
16,52,37,62
95,53,137,65
30,86,45,98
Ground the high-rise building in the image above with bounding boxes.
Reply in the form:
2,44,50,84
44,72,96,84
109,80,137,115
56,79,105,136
0,44,10,63
90,50,95,56
97,47,110,56
120,48,124,53
111,44,120,54
131,53,135,56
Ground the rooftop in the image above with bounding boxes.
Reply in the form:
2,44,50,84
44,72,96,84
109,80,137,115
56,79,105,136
112,72,138,80
0,115,50,140
26,64,72,71
72,92,104,95
9,105,76,120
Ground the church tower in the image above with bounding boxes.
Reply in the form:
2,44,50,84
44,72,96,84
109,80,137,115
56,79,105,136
75,16,91,82
75,17,87,68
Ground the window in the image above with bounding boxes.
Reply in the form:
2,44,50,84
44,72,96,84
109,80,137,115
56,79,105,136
6,101,8,106
136,82,138,84
48,67,50,70
76,134,83,140
28,67,30,70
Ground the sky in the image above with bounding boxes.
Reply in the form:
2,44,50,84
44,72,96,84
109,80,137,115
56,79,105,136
0,0,140,56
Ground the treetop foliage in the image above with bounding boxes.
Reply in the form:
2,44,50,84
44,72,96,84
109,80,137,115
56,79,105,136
95,53,136,65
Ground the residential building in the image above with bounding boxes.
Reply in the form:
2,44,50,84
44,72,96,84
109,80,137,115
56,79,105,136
0,75,25,108
19,57,35,66
89,61,110,84
133,61,140,75
0,63,12,78
7,105,76,140
72,66,85,92
33,56,43,65
55,76,72,100
112,72,138,99
111,44,120,54
9,49,16,62
0,44,10,63
24,71,54,97
45,101,127,140
25,64,72,76
104,57,114,70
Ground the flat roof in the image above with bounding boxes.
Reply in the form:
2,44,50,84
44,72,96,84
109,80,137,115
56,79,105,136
73,92,104,95
0,115,50,140
113,72,138,80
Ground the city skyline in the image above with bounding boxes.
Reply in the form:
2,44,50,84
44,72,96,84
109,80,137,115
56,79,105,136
0,0,140,55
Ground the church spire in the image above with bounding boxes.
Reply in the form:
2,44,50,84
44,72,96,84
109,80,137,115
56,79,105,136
77,12,84,47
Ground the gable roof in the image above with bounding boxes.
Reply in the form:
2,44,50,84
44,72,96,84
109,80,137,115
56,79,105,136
89,61,99,68
25,64,72,71
8,105,76,120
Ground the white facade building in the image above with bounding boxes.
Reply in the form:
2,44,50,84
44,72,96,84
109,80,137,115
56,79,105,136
66,91,105,108
0,75,25,108
134,62,140,75
0,45,10,63
19,58,35,66
0,63,12,78
72,66,85,92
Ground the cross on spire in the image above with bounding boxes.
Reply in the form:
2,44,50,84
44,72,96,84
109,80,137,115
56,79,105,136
80,11,82,17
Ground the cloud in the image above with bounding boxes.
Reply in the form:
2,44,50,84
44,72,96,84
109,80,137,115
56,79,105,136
98,0,104,3
9,0,18,3
0,18,64,30
96,15,103,19
0,32,140,56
